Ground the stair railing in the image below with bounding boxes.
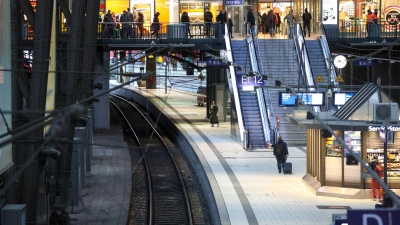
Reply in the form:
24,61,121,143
224,24,246,142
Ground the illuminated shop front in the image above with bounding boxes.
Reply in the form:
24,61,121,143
288,84,400,196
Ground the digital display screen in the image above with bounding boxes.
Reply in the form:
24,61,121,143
279,92,325,107
333,92,355,106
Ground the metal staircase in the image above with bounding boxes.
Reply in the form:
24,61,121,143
231,40,266,148
257,39,307,146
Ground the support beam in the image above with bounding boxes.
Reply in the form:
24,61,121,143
24,0,54,222
18,0,35,30
57,0,71,27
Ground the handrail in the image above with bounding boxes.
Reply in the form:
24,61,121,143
224,24,245,141
247,34,270,144
255,27,277,144
293,23,320,112
318,22,339,89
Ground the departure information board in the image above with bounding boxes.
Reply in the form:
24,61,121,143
279,92,325,106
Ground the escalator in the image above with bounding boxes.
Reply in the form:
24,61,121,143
305,40,330,87
231,40,266,148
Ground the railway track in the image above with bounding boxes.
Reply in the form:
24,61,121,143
109,94,199,225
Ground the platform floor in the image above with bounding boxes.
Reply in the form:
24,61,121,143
96,80,377,225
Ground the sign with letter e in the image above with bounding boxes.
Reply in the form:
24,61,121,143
347,209,400,225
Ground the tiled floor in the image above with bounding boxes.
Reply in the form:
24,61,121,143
117,84,377,225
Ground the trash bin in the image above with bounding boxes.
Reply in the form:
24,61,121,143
167,24,187,38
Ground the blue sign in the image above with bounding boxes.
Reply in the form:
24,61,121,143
206,58,226,66
236,74,264,87
347,209,400,225
354,59,374,67
226,0,242,5
279,92,325,106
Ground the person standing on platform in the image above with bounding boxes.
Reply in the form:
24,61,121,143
302,8,312,37
127,8,134,38
204,8,213,37
181,12,192,37
209,101,219,127
275,12,281,34
228,18,234,38
371,161,384,201
137,12,144,39
266,10,276,37
216,10,228,35
374,9,379,24
273,136,289,173
151,12,161,38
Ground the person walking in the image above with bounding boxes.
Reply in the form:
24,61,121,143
261,12,268,34
273,136,289,173
204,8,213,37
151,12,161,38
209,101,219,127
246,8,256,36
266,10,276,37
181,12,192,37
302,8,312,37
371,161,384,201
137,12,144,38
283,9,296,39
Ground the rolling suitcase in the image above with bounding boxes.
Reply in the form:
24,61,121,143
283,162,292,174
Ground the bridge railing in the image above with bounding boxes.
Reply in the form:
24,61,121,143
94,22,223,42
321,20,400,41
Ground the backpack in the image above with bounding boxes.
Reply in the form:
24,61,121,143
276,143,283,156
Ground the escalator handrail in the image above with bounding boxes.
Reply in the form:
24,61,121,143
318,23,339,89
293,23,321,112
253,34,276,133
224,24,246,141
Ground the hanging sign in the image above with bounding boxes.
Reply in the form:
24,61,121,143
226,0,242,5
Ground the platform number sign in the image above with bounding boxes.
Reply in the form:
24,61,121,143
236,74,264,87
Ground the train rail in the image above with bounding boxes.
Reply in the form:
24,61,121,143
109,94,193,225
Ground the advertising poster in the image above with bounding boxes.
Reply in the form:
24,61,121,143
385,6,400,30
322,0,338,25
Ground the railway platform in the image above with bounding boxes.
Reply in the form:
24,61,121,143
70,80,378,225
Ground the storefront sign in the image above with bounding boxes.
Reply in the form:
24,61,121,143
354,59,374,67
226,0,242,5
347,209,400,225
236,74,264,87
368,126,400,132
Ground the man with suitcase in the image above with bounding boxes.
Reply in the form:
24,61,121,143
273,136,289,173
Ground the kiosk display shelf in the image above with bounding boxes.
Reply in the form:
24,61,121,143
367,148,400,177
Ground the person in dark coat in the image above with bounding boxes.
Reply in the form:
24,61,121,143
273,136,289,173
209,101,219,127
151,12,161,38
261,12,268,34
275,12,281,34
181,12,191,37
204,8,213,37
302,8,312,37
246,8,256,35
216,10,228,35
137,12,144,38
228,18,234,38
119,10,129,39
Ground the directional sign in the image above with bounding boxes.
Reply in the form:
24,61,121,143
347,209,400,225
206,58,226,66
354,59,374,67
316,75,324,82
236,74,264,87
336,75,344,82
